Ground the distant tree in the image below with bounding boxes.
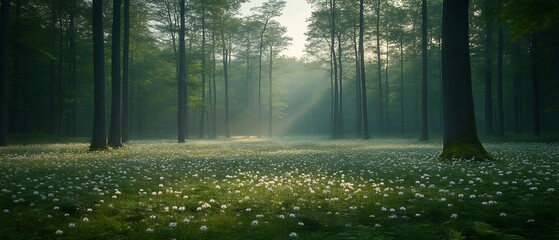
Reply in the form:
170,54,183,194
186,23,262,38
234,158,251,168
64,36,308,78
375,0,383,136
359,0,369,139
330,0,339,139
497,0,559,136
199,1,207,139
108,0,123,148
439,0,491,160
122,0,130,143
90,0,107,150
252,0,286,138
419,0,428,141
529,35,540,136
483,16,494,135
496,22,504,137
178,0,186,143
69,0,77,137
0,0,8,146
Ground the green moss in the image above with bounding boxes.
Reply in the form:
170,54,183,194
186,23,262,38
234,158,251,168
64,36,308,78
439,139,493,161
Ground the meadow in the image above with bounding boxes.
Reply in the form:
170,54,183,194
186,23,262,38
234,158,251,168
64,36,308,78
0,139,557,239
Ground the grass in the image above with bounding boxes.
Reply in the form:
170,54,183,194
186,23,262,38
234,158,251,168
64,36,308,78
0,138,558,239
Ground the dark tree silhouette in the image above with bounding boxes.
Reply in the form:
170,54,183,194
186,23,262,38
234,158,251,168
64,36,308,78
496,23,504,137
440,0,491,160
484,19,493,135
420,0,428,141
122,0,130,143
178,0,187,143
0,0,9,146
90,0,107,150
359,0,369,139
108,0,123,148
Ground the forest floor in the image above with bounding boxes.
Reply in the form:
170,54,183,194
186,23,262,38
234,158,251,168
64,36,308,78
0,139,557,239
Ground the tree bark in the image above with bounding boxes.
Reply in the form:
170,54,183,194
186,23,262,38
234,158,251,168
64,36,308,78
108,0,122,148
90,0,107,150
440,0,490,160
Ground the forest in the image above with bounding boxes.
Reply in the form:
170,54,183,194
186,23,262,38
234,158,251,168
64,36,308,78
0,0,557,146
0,0,558,239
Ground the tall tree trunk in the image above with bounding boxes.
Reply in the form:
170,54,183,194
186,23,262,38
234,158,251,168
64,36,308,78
49,0,56,135
376,0,383,136
385,41,389,134
512,40,521,134
69,0,77,137
399,35,404,136
245,38,251,136
330,0,339,138
177,0,186,142
0,0,9,146
496,24,504,137
199,5,206,139
337,33,343,137
484,20,494,134
10,0,20,135
211,30,217,139
359,0,369,139
353,27,362,136
108,0,122,148
90,0,107,150
220,27,230,138
122,0,130,143
420,0,429,141
57,5,63,137
258,38,265,138
268,45,273,137
440,0,490,160
530,34,540,136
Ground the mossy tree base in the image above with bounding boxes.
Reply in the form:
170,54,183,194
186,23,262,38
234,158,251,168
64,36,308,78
439,139,493,161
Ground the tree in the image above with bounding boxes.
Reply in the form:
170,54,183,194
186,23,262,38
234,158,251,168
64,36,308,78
263,21,290,137
252,0,286,137
439,0,491,160
376,0,383,136
0,0,8,146
122,0,130,143
496,22,504,137
483,17,493,135
359,0,369,139
199,1,207,139
419,0,428,141
90,0,107,150
178,0,186,143
108,0,123,148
